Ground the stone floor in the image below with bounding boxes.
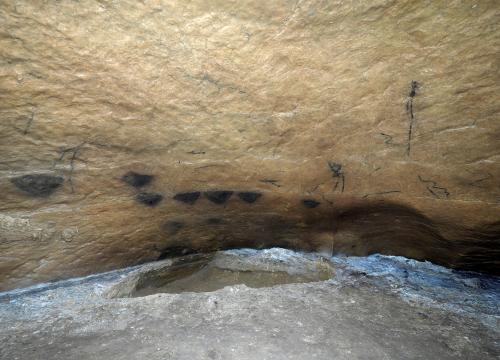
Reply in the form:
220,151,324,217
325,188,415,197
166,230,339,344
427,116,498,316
0,249,498,360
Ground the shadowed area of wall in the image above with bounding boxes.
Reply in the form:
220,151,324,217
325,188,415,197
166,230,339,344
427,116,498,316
0,0,499,290
330,202,500,275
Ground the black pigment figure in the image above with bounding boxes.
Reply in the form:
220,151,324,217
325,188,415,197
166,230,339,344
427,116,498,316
406,80,419,157
328,161,345,193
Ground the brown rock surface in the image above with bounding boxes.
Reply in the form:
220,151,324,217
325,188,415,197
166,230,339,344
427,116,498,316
0,0,499,290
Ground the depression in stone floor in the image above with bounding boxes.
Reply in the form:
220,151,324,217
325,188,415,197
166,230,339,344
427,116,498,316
1,249,499,360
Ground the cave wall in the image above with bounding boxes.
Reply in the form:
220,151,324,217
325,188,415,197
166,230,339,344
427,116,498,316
1,0,499,290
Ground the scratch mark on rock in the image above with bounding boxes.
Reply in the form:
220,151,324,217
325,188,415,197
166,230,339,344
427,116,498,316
23,111,35,135
185,72,246,95
468,173,493,188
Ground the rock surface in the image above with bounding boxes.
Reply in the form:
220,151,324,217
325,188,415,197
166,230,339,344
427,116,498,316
0,249,498,359
1,0,499,289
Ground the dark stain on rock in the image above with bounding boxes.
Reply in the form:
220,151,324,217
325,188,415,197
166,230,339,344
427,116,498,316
333,202,500,276
205,191,233,204
122,171,153,187
173,191,201,204
302,199,320,208
11,174,64,197
136,192,163,207
156,201,500,276
206,217,224,225
163,221,184,235
157,246,198,260
237,191,262,203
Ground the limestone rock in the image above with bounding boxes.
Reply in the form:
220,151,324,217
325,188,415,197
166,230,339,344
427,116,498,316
0,0,499,290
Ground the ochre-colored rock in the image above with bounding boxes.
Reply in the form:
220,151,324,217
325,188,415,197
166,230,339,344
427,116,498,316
0,0,499,290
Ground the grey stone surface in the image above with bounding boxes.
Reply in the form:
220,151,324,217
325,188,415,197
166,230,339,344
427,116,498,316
0,249,498,359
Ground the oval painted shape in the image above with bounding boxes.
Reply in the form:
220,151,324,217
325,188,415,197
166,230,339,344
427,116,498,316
11,174,64,197
237,191,262,204
302,199,320,208
122,171,153,187
204,191,233,204
173,191,201,204
136,192,163,207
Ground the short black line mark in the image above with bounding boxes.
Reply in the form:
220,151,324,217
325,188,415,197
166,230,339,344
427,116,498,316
187,150,206,155
417,175,450,199
406,81,419,157
307,184,320,194
362,190,401,199
380,133,393,145
321,195,334,206
259,179,282,188
195,164,225,170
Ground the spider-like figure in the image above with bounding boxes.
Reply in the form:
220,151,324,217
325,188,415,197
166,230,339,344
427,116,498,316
328,161,345,193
